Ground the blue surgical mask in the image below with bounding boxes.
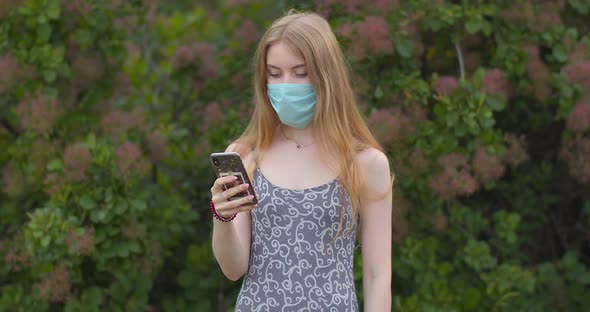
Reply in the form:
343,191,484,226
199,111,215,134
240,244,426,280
267,83,317,129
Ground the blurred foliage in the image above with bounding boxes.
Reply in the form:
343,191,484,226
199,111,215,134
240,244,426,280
0,0,589,311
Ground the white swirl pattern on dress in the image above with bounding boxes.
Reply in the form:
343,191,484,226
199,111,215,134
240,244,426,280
235,168,358,312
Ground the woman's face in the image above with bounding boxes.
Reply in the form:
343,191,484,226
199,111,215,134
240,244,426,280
266,42,310,85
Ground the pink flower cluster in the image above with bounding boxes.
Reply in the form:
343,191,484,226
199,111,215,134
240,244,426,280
337,15,393,59
0,54,19,94
353,16,394,58
60,0,91,15
101,107,145,139
122,217,145,240
472,146,505,183
16,95,62,133
2,235,30,272
71,54,104,88
43,173,61,195
563,60,590,101
233,19,260,49
2,166,25,196
429,153,478,199
37,264,71,303
30,139,57,171
429,214,448,232
146,131,166,162
435,76,458,96
500,2,533,24
65,226,95,256
140,240,163,277
314,0,398,17
63,144,92,182
429,140,524,199
528,2,564,33
566,102,590,132
116,141,148,179
482,68,510,101
392,190,410,243
503,134,529,167
201,102,224,133
0,0,23,18
568,42,587,63
171,42,219,77
524,46,551,100
501,1,564,33
368,107,415,150
560,136,590,184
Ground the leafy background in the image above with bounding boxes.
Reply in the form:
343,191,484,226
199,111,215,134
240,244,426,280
1,0,589,311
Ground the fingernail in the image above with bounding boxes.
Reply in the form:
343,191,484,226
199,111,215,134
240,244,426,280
231,176,238,181
242,183,249,189
247,195,254,200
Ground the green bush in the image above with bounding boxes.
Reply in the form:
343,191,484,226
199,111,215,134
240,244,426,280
1,0,589,311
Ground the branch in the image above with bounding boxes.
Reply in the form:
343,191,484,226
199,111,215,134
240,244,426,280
1,118,20,137
454,42,465,80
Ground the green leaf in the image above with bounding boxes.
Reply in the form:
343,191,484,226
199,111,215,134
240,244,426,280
46,0,61,20
465,19,482,34
130,199,147,211
47,158,63,171
552,44,568,63
96,210,108,222
462,288,481,310
114,200,128,215
81,286,103,307
486,95,505,111
374,85,383,99
105,189,113,203
177,270,195,288
80,196,96,210
75,29,93,46
128,240,141,253
569,0,590,14
43,70,57,83
41,236,51,247
395,37,413,58
116,243,129,258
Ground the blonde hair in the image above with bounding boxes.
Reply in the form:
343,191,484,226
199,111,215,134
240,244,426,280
234,10,387,233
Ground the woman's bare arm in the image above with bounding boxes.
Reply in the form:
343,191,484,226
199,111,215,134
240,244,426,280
358,148,393,312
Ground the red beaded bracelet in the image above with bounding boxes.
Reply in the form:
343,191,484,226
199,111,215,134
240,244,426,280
209,200,237,222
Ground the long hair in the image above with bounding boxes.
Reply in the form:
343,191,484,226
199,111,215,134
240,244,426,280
234,10,388,233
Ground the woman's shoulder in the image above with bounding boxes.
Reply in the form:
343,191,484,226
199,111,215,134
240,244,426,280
225,141,254,164
356,147,392,196
357,147,390,174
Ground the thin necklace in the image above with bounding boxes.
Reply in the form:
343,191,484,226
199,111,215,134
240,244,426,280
279,126,314,149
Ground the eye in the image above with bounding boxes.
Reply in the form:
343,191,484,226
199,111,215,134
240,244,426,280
295,72,308,78
268,72,281,78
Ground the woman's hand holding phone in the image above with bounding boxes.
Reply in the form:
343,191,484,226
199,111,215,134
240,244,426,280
210,175,257,219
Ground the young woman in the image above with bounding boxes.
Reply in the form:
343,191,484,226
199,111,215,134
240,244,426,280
210,11,392,312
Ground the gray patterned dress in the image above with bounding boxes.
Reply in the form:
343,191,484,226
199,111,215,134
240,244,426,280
235,168,359,312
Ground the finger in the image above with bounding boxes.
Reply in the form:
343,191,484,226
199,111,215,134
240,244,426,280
221,183,251,200
215,195,256,215
210,175,238,193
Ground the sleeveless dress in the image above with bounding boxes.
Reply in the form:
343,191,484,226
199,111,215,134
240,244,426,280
235,168,359,312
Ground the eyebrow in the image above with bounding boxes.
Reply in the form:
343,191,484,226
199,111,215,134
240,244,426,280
267,64,306,70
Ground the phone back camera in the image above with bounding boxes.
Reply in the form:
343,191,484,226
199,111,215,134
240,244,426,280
212,158,220,166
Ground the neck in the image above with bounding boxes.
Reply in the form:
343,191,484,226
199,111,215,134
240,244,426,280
279,125,314,148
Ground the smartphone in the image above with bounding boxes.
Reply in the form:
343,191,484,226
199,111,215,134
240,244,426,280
209,152,258,205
